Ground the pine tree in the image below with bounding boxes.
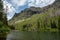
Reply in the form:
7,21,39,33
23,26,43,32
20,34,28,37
0,0,3,21
0,0,8,25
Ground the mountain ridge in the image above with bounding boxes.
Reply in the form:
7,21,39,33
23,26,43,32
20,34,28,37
9,0,60,25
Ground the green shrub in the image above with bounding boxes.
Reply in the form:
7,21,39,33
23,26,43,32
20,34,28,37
0,21,10,34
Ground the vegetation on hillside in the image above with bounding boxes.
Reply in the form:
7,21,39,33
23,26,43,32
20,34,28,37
8,0,60,32
13,7,60,32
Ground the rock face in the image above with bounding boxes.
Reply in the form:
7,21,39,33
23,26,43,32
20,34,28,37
9,0,60,25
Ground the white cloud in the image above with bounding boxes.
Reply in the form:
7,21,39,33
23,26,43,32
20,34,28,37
3,0,16,12
28,0,55,7
11,0,27,7
10,0,55,7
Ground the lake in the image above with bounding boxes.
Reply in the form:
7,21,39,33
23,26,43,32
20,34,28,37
6,30,60,40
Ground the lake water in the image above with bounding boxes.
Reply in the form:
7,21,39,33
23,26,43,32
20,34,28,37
6,30,60,40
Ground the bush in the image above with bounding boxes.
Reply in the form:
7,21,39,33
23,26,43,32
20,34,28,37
0,21,10,34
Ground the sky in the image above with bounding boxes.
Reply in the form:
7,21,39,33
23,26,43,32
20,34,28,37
2,0,55,20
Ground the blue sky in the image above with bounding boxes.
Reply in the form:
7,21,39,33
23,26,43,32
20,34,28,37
3,0,55,20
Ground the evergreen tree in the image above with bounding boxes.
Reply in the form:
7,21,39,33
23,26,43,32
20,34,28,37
0,0,8,25
0,0,3,21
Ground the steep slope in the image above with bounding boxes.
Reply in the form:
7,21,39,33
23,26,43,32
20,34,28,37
9,0,60,31
9,7,44,25
9,0,60,25
13,7,60,31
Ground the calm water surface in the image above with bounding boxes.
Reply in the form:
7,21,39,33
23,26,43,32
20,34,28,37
6,30,60,40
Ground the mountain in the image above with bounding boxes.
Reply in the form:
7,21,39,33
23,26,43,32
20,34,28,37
9,0,60,31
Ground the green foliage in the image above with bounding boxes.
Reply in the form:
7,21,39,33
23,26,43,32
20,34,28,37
58,16,60,30
13,7,60,32
0,21,10,33
0,21,10,39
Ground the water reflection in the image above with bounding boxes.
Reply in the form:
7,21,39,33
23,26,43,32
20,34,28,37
6,30,60,40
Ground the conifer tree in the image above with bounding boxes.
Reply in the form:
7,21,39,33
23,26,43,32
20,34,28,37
0,0,8,25
0,0,3,21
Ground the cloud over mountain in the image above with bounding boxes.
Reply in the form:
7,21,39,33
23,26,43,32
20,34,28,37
3,0,55,20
